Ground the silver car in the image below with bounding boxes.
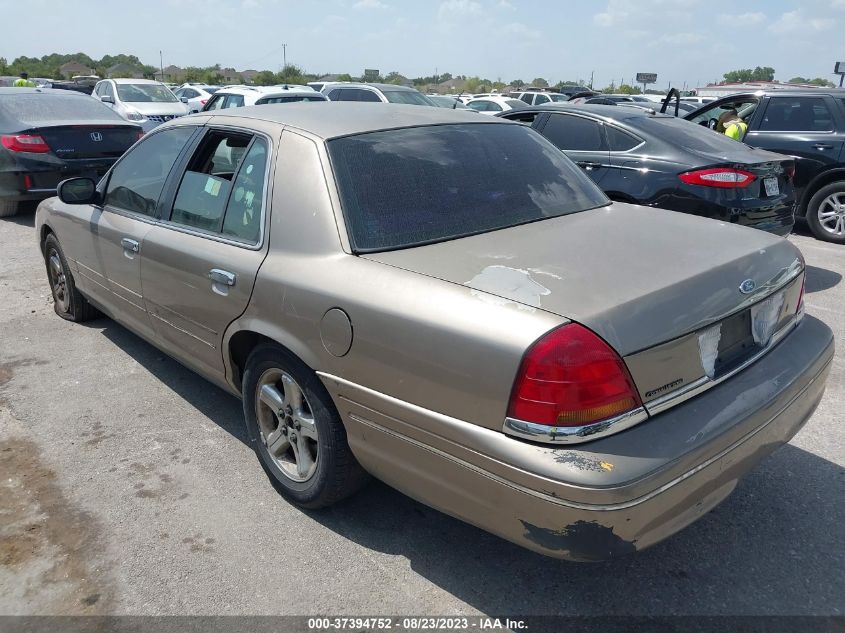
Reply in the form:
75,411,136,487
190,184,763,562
93,78,191,132
35,104,833,561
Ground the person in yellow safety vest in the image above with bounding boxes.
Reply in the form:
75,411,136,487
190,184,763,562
717,108,748,141
13,72,36,87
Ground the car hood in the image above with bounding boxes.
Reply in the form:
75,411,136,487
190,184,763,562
362,202,802,356
124,101,189,116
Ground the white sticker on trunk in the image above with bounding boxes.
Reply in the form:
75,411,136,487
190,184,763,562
698,324,722,380
750,291,785,347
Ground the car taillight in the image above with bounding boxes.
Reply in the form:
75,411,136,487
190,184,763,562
785,164,796,181
1,134,51,153
679,167,756,188
200,99,207,105
507,324,642,427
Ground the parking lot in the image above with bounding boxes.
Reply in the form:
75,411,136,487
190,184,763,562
0,207,843,618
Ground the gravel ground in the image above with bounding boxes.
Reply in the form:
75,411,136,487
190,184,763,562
0,208,842,618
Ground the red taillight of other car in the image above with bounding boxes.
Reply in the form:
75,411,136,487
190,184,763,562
507,324,643,427
200,99,207,105
679,167,756,188
1,134,51,153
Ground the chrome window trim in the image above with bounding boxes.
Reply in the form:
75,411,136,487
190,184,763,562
502,407,649,445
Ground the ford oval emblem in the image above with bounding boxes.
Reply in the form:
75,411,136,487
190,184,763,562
739,279,757,294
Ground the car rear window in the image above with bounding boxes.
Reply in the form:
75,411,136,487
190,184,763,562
328,123,609,252
382,90,432,106
0,94,123,124
636,116,751,153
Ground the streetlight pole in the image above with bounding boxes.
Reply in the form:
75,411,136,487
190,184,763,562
282,44,287,70
159,50,164,82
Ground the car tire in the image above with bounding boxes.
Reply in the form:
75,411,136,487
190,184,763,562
43,234,100,322
0,199,19,217
242,343,369,509
806,182,845,245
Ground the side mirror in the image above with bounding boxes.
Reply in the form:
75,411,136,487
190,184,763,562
58,178,99,205
180,97,189,104
100,95,114,104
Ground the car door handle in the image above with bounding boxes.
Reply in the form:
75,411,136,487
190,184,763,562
576,161,603,170
208,269,236,287
120,238,140,253
813,143,833,150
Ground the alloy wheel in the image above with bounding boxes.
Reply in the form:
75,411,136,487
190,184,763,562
48,249,70,313
818,193,845,237
255,368,319,482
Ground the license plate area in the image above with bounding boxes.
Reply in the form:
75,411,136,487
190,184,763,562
713,309,757,376
764,177,779,197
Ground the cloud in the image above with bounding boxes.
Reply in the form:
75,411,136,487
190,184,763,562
497,0,515,9
594,0,696,29
769,9,835,33
437,0,483,23
717,11,765,26
502,21,540,40
353,0,388,9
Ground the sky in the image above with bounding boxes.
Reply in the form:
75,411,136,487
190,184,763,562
1,0,843,89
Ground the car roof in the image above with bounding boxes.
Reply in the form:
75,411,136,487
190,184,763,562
323,83,418,92
109,78,163,84
0,87,88,97
197,102,502,139
215,85,314,96
504,103,672,121
714,89,845,98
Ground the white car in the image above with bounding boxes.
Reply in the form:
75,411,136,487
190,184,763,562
173,84,221,113
93,78,190,132
508,90,571,105
202,85,326,111
465,96,529,115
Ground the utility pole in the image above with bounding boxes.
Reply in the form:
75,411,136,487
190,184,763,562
282,44,287,70
159,50,164,82
589,70,594,89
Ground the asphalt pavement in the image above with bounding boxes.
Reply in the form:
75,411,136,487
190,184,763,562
0,207,842,618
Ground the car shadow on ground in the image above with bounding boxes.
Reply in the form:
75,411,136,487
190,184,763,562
2,204,37,228
89,317,843,617
805,265,842,294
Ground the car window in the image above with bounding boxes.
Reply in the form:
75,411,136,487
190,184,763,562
104,127,195,217
222,94,245,109
173,89,184,98
467,100,489,111
487,101,503,112
382,90,431,106
548,94,569,103
328,123,609,252
519,93,532,104
101,82,115,99
169,131,252,231
688,98,759,128
183,89,198,99
541,114,607,151
759,97,834,132
327,89,345,101
256,95,326,104
350,89,381,102
534,94,551,104
204,94,224,111
221,139,268,243
606,126,641,151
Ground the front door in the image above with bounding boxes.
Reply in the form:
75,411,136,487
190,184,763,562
140,127,272,380
96,125,197,339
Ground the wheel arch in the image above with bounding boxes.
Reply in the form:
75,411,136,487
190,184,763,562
798,168,845,216
225,321,323,394
38,222,56,254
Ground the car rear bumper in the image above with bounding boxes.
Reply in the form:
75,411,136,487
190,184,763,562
321,315,833,561
0,160,114,202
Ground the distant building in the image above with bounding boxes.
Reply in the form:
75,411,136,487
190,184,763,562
156,65,185,82
239,69,259,84
319,73,345,82
59,61,95,79
435,78,467,94
107,63,144,79
220,68,242,84
695,80,829,98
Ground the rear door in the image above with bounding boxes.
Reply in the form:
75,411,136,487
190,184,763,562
95,125,198,340
744,95,845,202
536,112,611,184
140,124,274,380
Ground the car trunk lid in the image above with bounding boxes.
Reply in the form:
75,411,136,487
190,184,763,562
35,124,140,160
363,203,804,406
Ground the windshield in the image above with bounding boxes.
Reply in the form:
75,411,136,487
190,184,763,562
116,83,179,103
328,123,609,252
548,94,569,102
382,90,433,106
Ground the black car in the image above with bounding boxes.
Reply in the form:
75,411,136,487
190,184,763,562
685,90,845,243
497,104,796,236
0,88,142,217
